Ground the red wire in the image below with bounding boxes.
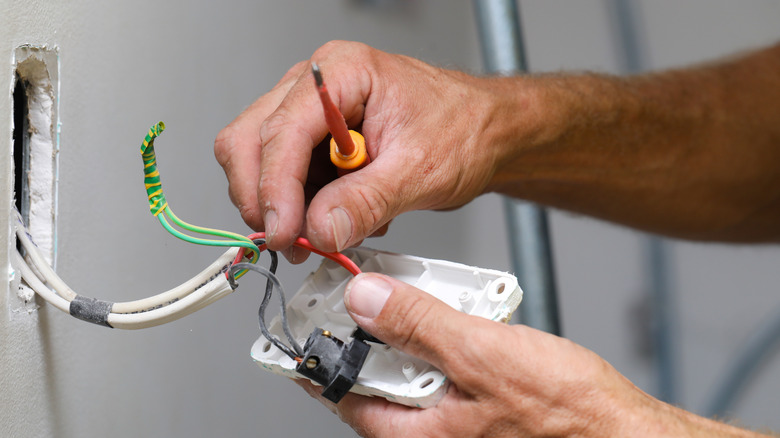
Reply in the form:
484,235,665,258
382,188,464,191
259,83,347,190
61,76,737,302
228,232,362,278
316,81,356,157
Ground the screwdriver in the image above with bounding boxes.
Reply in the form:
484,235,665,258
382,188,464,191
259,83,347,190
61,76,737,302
311,62,369,170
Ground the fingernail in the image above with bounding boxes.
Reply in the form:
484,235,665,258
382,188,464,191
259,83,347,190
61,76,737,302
345,274,392,319
265,209,278,244
329,207,352,252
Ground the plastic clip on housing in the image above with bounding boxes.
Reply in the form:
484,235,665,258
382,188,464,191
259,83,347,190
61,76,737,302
296,328,371,403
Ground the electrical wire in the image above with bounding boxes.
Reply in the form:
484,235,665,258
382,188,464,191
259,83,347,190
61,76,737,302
13,211,240,329
228,235,361,359
12,250,70,313
11,122,363,332
229,258,302,360
247,238,301,357
110,248,237,314
15,214,238,314
244,239,303,356
14,212,77,301
156,213,256,254
232,232,361,277
139,121,259,277
107,275,233,329
14,209,359,333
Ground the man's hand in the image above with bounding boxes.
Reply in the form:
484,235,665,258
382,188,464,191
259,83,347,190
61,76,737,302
217,41,780,259
297,274,771,438
214,41,539,260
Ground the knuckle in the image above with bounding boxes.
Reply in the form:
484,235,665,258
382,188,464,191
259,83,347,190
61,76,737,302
385,293,439,356
238,203,261,228
447,327,491,377
259,112,316,157
213,126,238,166
288,60,310,78
314,40,372,62
353,182,394,235
258,112,288,147
351,41,374,61
314,40,345,57
446,322,512,390
257,171,275,199
276,60,310,87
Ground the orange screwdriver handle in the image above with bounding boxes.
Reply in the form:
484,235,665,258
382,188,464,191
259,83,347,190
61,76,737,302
330,130,368,170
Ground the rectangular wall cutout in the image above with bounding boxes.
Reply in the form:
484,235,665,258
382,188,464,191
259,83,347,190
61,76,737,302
12,46,59,269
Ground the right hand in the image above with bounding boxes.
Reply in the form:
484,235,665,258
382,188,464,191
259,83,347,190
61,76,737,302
296,274,673,437
214,41,537,257
298,273,767,438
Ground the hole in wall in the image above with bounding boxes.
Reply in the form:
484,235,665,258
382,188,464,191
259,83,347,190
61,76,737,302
11,46,59,267
13,73,30,256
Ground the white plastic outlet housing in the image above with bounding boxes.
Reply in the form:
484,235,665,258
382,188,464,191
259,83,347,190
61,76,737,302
251,248,523,408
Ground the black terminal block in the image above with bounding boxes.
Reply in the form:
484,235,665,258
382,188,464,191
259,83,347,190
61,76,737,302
296,327,371,403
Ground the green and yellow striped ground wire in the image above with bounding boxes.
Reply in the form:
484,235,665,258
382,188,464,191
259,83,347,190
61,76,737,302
140,121,258,278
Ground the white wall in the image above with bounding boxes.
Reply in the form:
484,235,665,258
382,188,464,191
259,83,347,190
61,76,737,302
2,1,780,437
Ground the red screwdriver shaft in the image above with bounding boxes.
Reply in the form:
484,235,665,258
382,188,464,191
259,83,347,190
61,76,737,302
312,62,356,157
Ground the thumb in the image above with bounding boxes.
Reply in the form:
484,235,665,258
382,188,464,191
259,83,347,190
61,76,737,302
303,156,415,252
344,273,472,373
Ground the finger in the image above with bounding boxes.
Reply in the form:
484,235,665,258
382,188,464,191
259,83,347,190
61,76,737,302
281,246,311,265
368,220,391,238
336,389,419,438
304,151,422,252
214,128,264,230
343,273,479,378
257,57,370,251
214,61,308,230
296,377,421,438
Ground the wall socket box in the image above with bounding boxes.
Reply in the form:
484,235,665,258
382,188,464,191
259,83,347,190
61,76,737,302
9,46,59,311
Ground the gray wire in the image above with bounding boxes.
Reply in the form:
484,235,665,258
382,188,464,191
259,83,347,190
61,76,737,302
229,260,304,358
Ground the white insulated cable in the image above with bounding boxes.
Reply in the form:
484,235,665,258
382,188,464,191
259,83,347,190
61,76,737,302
15,223,239,314
13,214,243,329
110,248,237,314
16,223,77,301
108,275,234,329
12,250,70,313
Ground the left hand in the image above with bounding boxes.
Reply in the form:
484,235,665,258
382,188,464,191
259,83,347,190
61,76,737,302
296,273,672,438
214,42,518,262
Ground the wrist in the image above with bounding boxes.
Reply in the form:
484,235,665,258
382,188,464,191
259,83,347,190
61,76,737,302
480,73,580,195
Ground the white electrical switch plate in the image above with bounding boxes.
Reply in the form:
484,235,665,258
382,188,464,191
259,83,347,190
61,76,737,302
251,248,523,408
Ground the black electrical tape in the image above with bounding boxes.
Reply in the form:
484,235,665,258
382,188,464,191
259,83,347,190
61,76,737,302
69,296,114,328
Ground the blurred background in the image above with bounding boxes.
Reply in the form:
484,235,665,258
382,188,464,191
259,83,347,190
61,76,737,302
2,1,780,436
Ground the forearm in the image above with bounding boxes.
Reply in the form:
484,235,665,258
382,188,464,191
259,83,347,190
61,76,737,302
486,43,780,242
611,387,773,437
